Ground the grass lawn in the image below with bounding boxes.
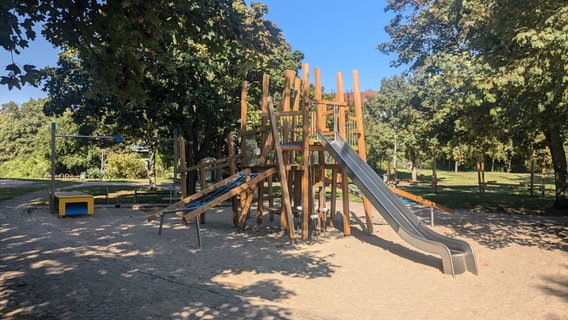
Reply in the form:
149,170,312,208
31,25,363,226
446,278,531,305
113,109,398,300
1,170,564,215
393,169,559,214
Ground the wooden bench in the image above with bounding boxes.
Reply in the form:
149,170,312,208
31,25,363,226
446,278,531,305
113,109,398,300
55,191,94,217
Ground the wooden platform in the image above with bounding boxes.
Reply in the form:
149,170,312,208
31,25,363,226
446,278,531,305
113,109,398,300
54,191,94,217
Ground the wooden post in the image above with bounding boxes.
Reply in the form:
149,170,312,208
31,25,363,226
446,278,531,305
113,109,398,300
336,72,350,236
238,177,255,230
240,81,249,167
477,160,483,193
256,180,265,225
315,68,325,132
180,139,188,198
318,151,326,210
337,72,347,138
259,74,273,165
281,70,295,147
301,64,311,239
330,167,337,228
199,160,207,223
173,128,179,191
291,76,301,161
228,133,239,225
432,157,438,193
353,70,373,234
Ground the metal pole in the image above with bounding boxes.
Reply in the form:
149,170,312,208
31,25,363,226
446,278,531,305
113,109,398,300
100,149,104,181
50,122,56,214
195,216,202,250
173,128,179,191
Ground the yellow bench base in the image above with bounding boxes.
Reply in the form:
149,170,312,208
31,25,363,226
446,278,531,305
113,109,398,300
55,192,94,217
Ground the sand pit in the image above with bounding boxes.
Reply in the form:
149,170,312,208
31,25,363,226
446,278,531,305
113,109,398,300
1,190,566,319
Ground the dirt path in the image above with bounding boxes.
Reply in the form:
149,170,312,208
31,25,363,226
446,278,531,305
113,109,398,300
1,187,567,319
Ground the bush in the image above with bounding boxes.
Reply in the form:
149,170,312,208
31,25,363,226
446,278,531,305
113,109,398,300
0,157,50,178
105,151,146,179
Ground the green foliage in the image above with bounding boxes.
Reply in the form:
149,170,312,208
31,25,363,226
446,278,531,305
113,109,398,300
0,98,106,178
379,0,568,209
104,151,146,180
35,1,302,179
0,157,49,178
0,99,54,177
0,99,49,162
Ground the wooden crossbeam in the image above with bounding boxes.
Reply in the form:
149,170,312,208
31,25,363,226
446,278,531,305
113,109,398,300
389,187,455,214
306,99,348,106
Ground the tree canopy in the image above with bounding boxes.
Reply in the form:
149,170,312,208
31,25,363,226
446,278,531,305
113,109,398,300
378,0,568,209
2,1,303,189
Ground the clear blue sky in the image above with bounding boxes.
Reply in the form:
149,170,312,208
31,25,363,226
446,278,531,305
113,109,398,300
1,0,401,105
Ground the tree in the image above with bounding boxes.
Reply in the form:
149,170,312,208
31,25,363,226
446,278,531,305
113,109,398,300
37,1,302,191
380,0,568,209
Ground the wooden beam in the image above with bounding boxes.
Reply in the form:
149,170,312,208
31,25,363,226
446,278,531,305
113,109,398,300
256,180,265,225
352,70,373,234
238,181,256,230
228,134,239,226
389,187,455,214
268,99,296,238
301,64,311,239
306,99,348,107
341,168,351,236
259,74,274,165
240,81,249,166
330,167,337,228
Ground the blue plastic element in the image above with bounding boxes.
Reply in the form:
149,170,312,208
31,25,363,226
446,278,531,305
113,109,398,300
400,197,417,206
183,173,255,211
114,134,122,143
65,203,89,215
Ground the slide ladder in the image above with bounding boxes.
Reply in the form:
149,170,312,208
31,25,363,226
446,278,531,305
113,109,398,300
318,131,478,276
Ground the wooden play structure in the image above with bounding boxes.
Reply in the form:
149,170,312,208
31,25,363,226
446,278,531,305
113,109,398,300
148,63,374,240
147,63,477,276
237,63,375,240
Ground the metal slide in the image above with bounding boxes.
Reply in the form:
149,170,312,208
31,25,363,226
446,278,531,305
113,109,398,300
318,131,478,276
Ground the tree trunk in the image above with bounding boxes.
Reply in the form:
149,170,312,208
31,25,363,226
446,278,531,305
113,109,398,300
544,126,568,210
432,157,438,193
454,161,459,173
386,157,391,182
411,158,417,183
147,138,157,190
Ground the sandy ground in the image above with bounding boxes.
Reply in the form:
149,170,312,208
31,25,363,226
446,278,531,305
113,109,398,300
0,180,567,319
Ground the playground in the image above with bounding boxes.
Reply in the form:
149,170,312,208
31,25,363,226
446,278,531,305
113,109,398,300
0,186,566,319
1,65,567,319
